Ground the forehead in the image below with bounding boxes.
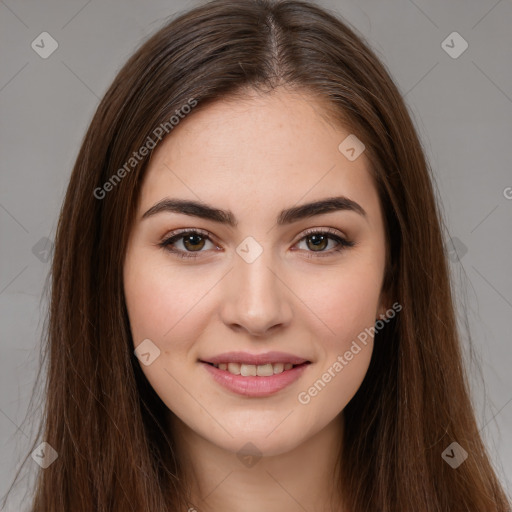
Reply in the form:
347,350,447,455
138,89,381,226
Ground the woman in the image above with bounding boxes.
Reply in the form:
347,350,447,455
4,0,511,510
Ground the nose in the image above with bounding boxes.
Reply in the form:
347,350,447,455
220,249,293,337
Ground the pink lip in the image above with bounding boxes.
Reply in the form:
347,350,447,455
200,361,310,398
201,351,309,366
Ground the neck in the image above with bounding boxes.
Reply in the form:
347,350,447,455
168,411,346,512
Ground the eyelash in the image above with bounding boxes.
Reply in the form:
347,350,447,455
158,227,355,260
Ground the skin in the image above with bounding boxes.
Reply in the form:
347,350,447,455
123,88,389,512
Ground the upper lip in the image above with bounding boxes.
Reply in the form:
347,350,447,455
200,351,310,366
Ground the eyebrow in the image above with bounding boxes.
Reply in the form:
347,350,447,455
141,196,367,226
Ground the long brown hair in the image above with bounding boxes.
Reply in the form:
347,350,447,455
3,0,510,510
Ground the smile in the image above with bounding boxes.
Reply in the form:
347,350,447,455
207,361,301,376
200,361,311,397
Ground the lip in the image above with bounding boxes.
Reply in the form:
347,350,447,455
200,360,311,398
201,351,309,366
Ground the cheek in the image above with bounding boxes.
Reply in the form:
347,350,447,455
295,263,382,347
291,266,380,409
124,254,212,348
123,256,215,418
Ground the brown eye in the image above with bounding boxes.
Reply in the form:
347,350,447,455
159,228,355,260
294,228,356,259
159,229,217,259
305,233,329,252
182,233,206,251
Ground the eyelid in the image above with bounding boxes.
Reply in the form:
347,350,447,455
160,227,215,244
296,226,347,242
160,226,346,244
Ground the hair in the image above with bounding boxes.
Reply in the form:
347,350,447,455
2,0,510,510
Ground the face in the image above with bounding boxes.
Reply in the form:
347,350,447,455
123,89,388,457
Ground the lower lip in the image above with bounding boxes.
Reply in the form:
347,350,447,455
201,362,310,397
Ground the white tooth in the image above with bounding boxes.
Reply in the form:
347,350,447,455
257,364,274,376
218,363,227,371
227,362,241,375
272,363,284,374
240,364,257,376
284,363,293,370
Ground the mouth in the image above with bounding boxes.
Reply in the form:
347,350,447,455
201,361,310,376
198,353,312,397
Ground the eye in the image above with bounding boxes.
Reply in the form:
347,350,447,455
293,227,355,259
159,228,218,259
158,227,355,259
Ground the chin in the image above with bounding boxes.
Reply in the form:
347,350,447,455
214,431,303,459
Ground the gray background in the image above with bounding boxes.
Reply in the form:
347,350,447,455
1,0,511,509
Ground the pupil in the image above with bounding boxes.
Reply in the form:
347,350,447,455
184,234,204,251
308,234,327,251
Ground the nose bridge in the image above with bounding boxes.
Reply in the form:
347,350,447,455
221,240,292,335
